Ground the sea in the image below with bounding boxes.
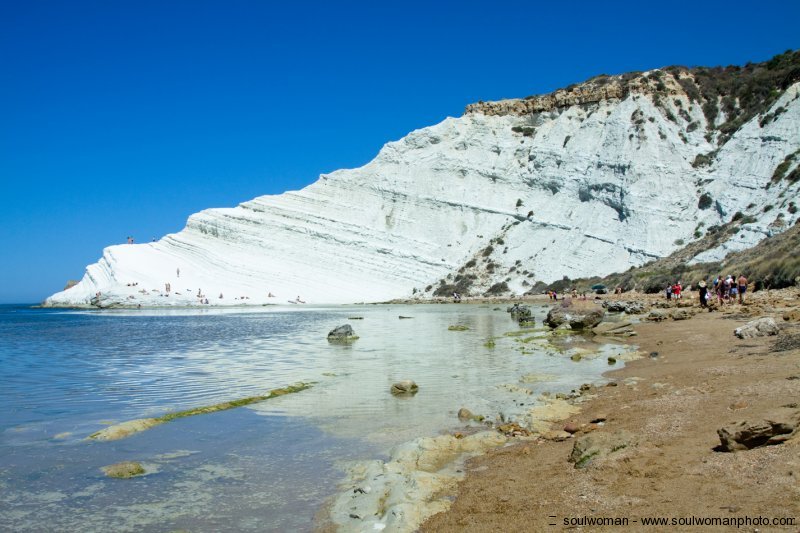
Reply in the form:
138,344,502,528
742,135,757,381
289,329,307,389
0,302,630,532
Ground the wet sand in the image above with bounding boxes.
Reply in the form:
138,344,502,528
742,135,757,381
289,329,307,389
422,289,800,532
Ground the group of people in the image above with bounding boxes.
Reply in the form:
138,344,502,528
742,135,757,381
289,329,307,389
696,274,748,308
664,282,683,300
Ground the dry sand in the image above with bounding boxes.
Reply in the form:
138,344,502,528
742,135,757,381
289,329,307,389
422,289,800,532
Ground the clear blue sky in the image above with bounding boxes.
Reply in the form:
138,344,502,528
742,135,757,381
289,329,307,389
1,1,797,303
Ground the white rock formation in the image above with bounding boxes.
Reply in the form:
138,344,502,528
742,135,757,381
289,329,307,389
45,68,800,307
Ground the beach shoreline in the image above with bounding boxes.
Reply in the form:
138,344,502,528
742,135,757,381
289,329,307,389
421,288,800,531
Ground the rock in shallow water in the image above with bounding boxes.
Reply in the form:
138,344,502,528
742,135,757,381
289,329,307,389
102,461,146,478
545,304,604,330
391,380,419,395
327,324,359,342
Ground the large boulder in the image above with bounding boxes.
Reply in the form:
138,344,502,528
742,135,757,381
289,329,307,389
717,412,798,451
734,317,779,339
327,324,359,342
545,303,604,330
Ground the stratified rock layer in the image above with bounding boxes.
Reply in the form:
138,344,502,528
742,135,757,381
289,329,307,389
46,61,800,307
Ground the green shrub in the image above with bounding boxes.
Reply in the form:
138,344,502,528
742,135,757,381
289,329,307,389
485,282,509,296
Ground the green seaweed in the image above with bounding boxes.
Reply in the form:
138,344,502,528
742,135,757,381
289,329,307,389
448,325,469,331
575,451,599,469
157,382,313,422
89,382,313,440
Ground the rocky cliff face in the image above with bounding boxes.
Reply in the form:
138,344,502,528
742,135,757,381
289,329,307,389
45,52,800,306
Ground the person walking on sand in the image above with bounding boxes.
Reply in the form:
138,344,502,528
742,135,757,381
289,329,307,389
698,280,708,309
177,267,180,278
737,274,748,304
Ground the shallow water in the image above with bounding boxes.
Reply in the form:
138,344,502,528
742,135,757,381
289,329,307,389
0,303,629,531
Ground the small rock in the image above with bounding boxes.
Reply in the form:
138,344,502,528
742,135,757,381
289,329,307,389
457,407,483,421
570,353,582,362
390,380,419,395
541,430,572,441
563,422,580,434
590,415,608,423
102,461,145,479
729,400,748,411
717,413,798,451
569,430,634,468
607,356,617,364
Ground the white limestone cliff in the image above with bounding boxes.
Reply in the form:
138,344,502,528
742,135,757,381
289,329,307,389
45,68,800,307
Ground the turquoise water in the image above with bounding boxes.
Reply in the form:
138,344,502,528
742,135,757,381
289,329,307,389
0,303,627,531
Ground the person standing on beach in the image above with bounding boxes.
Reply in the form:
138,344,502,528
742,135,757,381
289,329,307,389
177,267,180,278
737,274,748,303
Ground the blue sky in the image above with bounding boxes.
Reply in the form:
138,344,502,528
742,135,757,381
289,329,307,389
1,1,798,303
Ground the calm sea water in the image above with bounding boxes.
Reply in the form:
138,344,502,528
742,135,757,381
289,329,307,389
0,303,627,532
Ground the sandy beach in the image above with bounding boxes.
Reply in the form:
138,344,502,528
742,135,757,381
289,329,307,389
422,289,800,532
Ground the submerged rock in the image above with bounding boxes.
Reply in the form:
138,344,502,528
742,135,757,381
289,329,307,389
457,407,483,422
89,418,162,441
102,461,146,479
327,324,359,342
391,380,419,395
734,317,779,339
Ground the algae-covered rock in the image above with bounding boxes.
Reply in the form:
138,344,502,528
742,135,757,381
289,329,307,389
448,325,469,331
102,461,146,478
89,418,163,441
568,430,634,469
